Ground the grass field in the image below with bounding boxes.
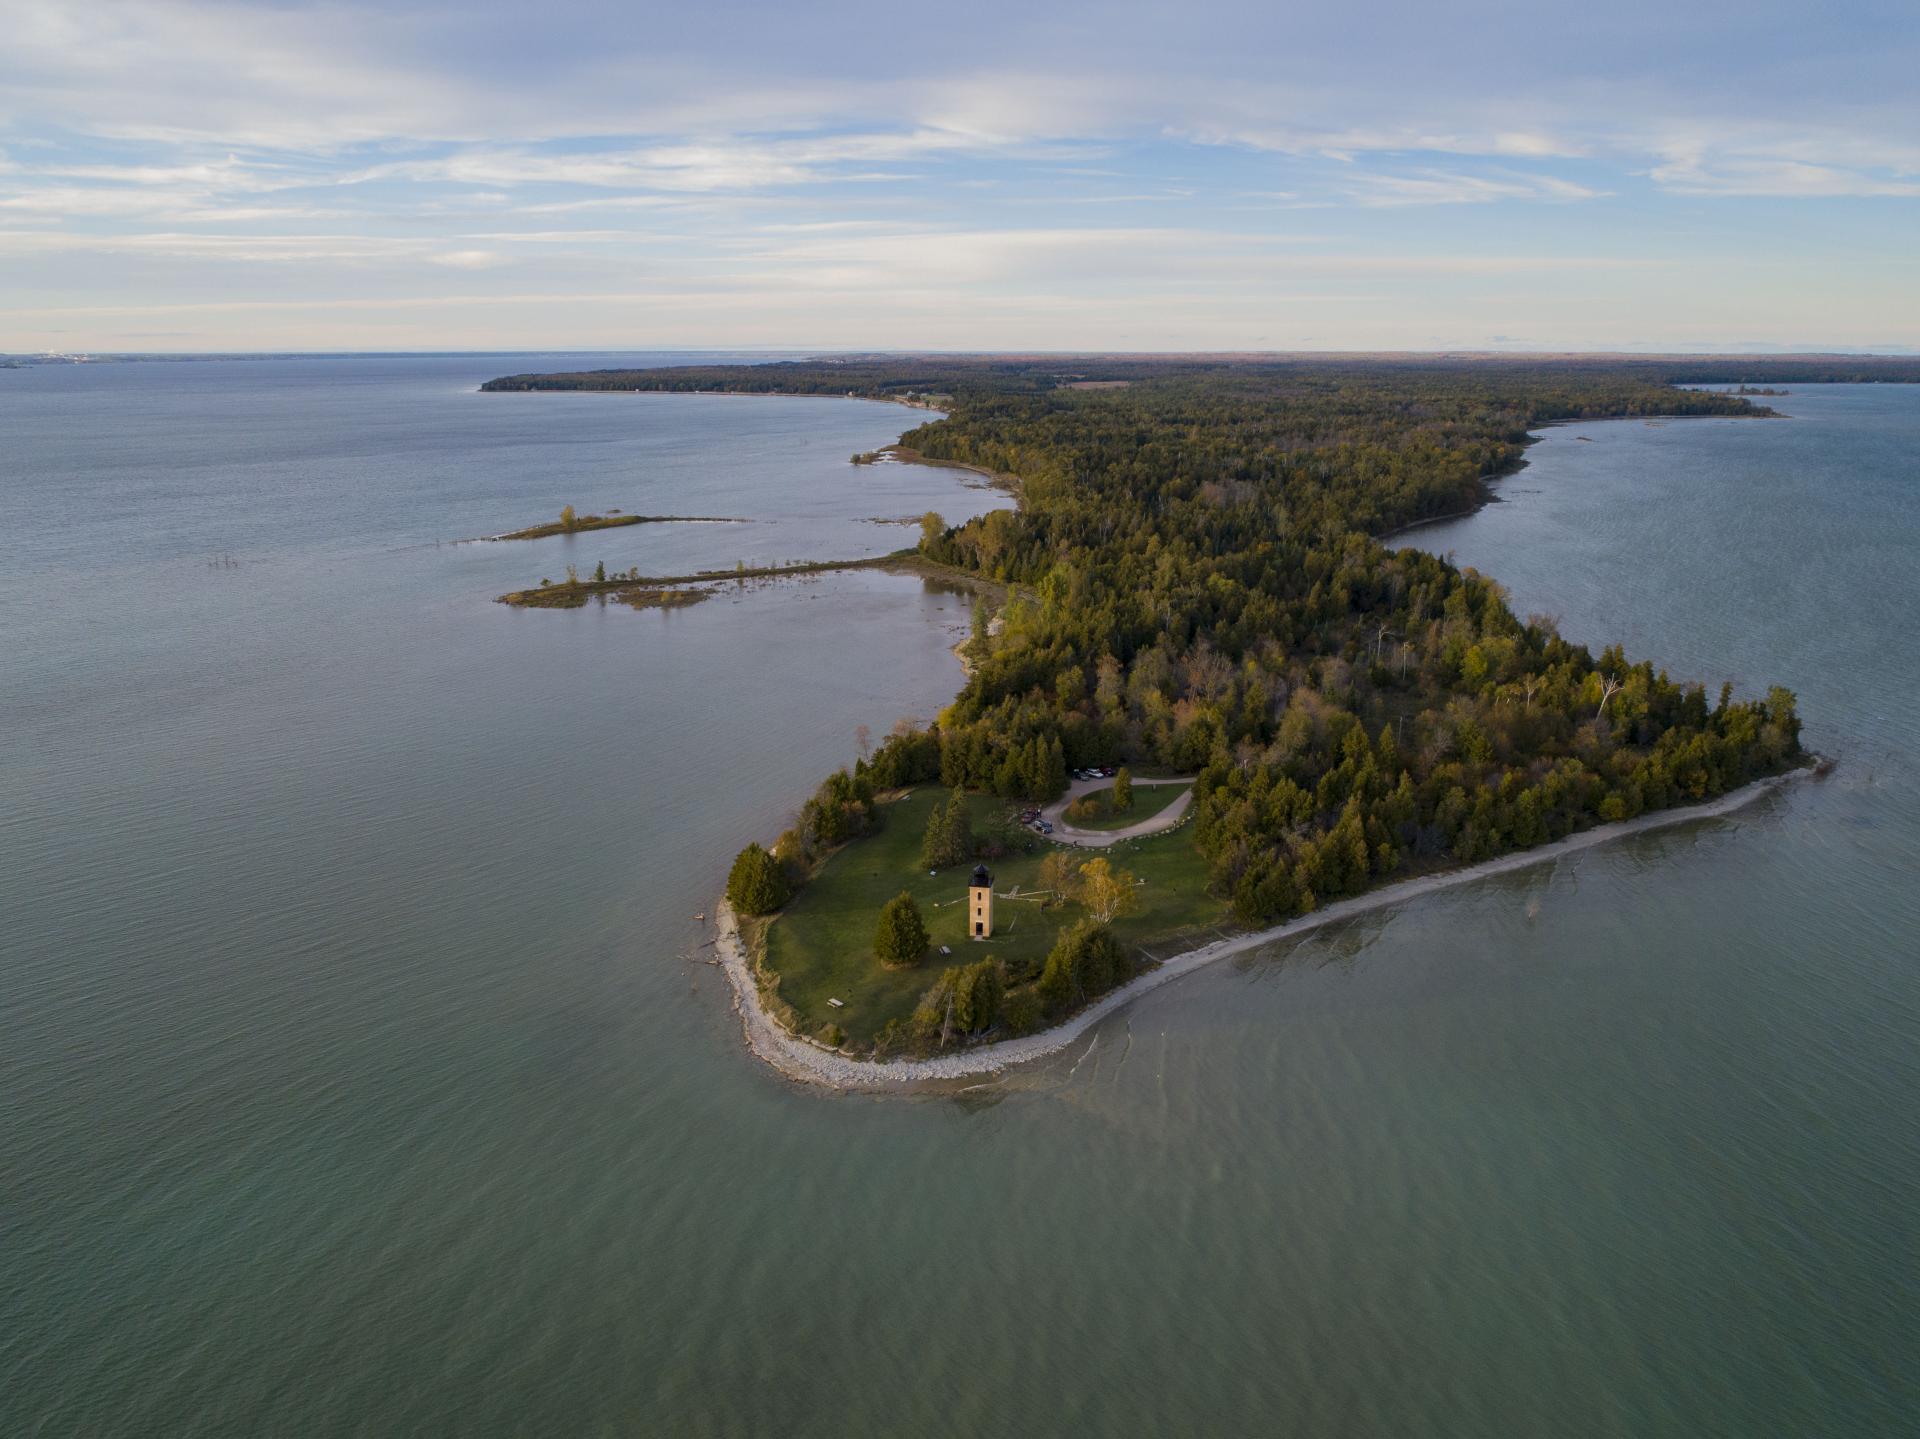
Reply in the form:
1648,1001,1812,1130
1066,782,1190,831
760,786,1229,1047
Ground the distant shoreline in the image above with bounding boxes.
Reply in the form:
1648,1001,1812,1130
1375,410,1781,544
481,384,946,413
712,764,1818,1092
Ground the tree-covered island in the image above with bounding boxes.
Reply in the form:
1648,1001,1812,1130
483,354,1884,1067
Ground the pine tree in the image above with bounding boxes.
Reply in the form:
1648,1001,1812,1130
1043,736,1068,799
965,597,991,666
943,791,973,863
918,797,955,869
875,891,929,968
725,843,789,916
952,959,1006,1032
919,791,972,869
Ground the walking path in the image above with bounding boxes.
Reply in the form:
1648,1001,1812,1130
1039,776,1194,847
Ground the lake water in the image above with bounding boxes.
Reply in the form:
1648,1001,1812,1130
4,367,1915,1436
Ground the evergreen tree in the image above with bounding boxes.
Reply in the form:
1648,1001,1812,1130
918,796,955,869
875,890,929,968
1037,921,1129,1015
1037,937,1076,1015
965,598,991,666
725,843,789,915
947,791,974,862
1042,736,1068,799
951,958,1006,1033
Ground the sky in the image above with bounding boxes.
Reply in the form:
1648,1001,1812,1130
2,0,1917,353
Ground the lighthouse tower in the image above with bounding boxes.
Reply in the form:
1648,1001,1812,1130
967,863,994,939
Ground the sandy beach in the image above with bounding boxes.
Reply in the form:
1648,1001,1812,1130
713,764,1817,1091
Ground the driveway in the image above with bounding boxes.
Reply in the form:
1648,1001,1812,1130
1038,776,1194,848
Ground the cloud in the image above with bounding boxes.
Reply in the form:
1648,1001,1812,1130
1645,131,1920,196
1182,121,1591,164
344,127,1044,196
1651,157,1920,197
2,1,1915,350
0,228,497,264
1343,169,1607,207
430,248,506,268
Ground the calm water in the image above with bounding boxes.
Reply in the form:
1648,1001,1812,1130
4,368,1916,1436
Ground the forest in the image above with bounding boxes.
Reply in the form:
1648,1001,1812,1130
495,355,1843,1053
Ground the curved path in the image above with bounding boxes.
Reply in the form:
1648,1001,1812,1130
1039,775,1194,847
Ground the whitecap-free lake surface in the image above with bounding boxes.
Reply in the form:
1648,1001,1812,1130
5,365,1915,1436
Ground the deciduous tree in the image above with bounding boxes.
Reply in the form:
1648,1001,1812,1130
1076,857,1140,924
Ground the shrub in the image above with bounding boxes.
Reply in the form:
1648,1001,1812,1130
1002,985,1043,1036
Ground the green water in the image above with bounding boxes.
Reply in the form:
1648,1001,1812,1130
5,367,1915,1436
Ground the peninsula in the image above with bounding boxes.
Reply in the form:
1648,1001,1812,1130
481,355,1896,1084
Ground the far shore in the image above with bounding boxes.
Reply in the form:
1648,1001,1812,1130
1376,409,1782,544
1374,434,1538,543
484,384,946,413
711,764,1819,1093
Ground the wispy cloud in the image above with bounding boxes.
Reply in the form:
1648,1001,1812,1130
1344,170,1608,207
1645,130,1920,196
1,0,1915,350
1182,122,1591,164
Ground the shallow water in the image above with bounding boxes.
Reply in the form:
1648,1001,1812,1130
4,369,1915,1436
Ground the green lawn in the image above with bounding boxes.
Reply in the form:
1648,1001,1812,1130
760,786,1229,1048
1065,782,1190,831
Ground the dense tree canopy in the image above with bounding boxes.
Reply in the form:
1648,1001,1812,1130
557,354,1825,1036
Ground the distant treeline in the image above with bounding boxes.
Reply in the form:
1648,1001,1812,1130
492,356,1820,941
480,352,1920,401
